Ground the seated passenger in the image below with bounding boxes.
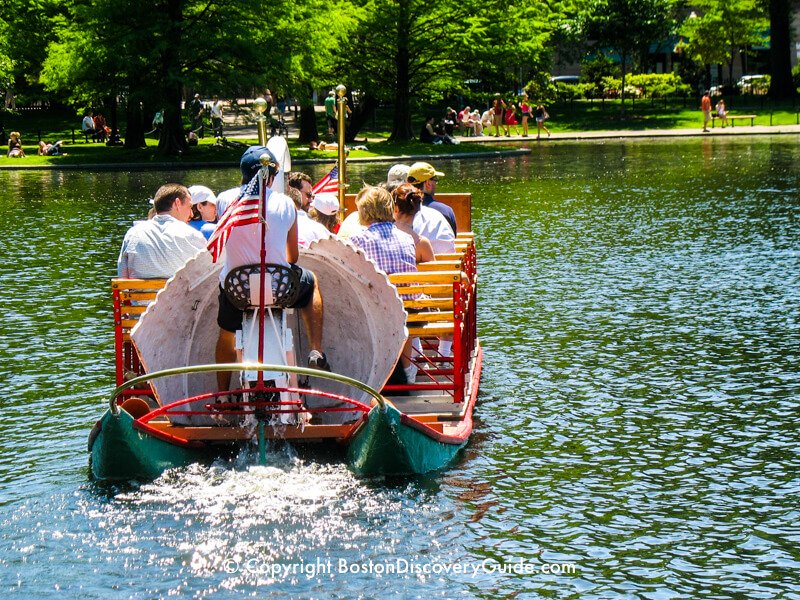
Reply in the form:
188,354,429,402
308,192,341,233
187,185,218,240
392,184,434,264
117,184,206,279
349,185,419,383
285,186,331,248
214,146,329,397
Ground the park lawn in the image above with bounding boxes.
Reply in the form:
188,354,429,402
547,98,799,131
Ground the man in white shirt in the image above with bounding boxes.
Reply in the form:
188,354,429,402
215,147,329,395
210,96,224,139
386,164,455,254
117,184,206,279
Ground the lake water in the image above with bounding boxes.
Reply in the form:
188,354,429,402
1,137,798,598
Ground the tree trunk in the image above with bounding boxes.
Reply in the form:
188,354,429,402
768,0,795,99
389,2,413,141
157,0,187,156
297,84,319,143
124,98,146,148
619,51,627,115
346,93,378,142
107,94,123,146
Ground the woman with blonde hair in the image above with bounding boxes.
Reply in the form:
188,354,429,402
7,131,24,157
349,185,420,383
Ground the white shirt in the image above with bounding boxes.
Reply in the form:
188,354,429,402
413,205,455,254
215,186,241,216
82,116,94,131
220,189,296,283
297,210,331,248
210,101,223,119
117,214,206,279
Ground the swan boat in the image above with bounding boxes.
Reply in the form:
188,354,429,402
89,192,481,480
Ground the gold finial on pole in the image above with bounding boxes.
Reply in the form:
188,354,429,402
253,97,268,145
335,84,347,210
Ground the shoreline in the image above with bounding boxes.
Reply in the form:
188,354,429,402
2,125,798,172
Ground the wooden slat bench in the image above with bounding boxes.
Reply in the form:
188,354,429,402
712,114,757,128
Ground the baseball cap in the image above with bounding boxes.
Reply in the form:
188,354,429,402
311,193,340,216
188,185,217,206
407,162,444,184
387,164,410,186
240,145,277,180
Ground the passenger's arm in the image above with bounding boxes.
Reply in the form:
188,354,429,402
286,212,299,263
417,236,435,264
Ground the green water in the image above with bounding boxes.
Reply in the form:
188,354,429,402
0,137,798,597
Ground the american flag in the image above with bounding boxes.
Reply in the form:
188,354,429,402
207,172,265,262
312,165,339,195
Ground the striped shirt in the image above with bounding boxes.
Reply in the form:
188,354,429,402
350,221,417,276
117,214,206,279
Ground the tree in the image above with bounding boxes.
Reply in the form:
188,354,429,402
679,0,767,90
583,0,675,112
767,0,795,98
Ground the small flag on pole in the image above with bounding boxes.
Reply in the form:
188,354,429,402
207,173,265,262
311,165,339,195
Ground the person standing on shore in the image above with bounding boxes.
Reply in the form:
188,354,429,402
210,96,224,139
701,91,712,132
535,104,551,140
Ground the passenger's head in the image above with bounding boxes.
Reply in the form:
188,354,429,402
188,185,217,221
286,186,303,210
387,164,410,187
240,145,277,184
355,185,394,225
153,183,192,222
288,172,314,209
309,193,340,232
392,183,424,217
407,161,443,193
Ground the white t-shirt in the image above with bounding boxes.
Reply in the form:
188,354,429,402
413,205,455,254
82,116,94,131
117,214,206,279
297,210,331,248
220,189,297,283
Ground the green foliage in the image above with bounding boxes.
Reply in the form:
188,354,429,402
525,72,558,104
581,53,619,84
678,0,768,83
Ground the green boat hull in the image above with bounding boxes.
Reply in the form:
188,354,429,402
89,408,204,481
347,403,467,476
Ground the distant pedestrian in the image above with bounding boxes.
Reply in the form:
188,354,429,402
491,94,505,137
210,96,224,139
519,93,531,137
189,94,205,137
535,104,550,140
701,91,712,132
324,90,337,137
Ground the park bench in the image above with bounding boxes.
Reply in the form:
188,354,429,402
711,114,757,128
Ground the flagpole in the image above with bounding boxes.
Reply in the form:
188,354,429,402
335,84,347,210
253,97,268,145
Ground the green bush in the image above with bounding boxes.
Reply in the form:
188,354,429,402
581,54,619,85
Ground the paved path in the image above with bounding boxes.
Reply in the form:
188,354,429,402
220,107,800,143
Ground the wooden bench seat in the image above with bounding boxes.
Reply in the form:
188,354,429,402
712,114,756,128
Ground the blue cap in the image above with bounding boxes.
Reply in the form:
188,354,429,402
240,145,277,180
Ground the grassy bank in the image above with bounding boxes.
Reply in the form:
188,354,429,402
1,97,798,168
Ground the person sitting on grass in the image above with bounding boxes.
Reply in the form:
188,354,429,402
38,140,64,156
7,131,24,157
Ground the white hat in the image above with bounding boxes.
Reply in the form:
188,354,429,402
387,164,410,185
311,193,339,216
188,185,217,206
